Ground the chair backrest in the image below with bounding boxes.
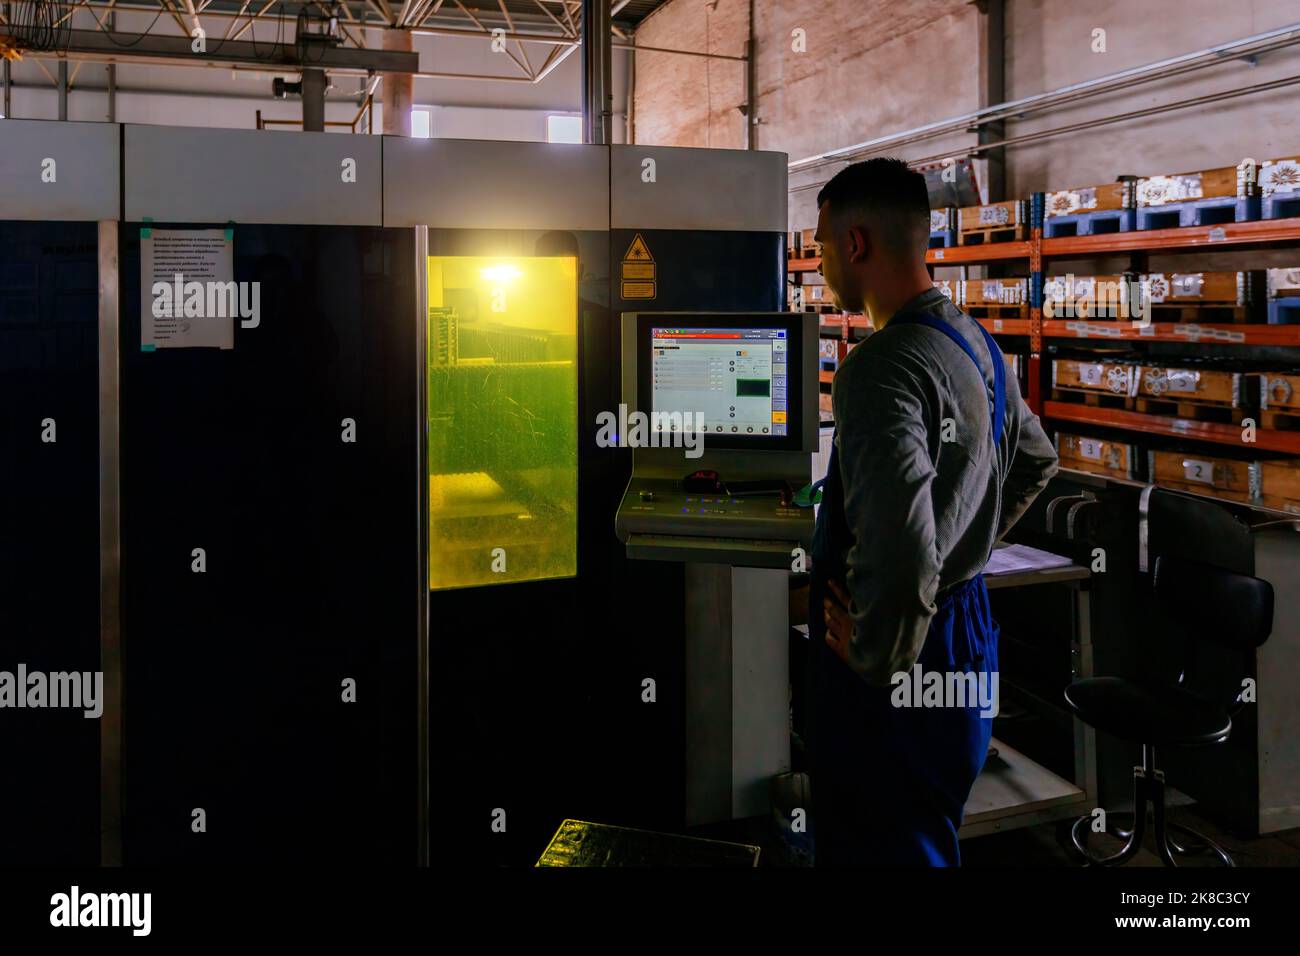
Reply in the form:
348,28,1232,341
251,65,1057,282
1153,554,1274,652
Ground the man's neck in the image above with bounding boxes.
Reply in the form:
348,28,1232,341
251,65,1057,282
865,271,936,329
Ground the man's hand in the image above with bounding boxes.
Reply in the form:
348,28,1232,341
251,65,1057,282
823,579,854,665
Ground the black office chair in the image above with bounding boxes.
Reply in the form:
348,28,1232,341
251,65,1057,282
1064,555,1273,867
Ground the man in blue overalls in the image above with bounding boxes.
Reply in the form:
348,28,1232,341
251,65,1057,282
807,159,1059,866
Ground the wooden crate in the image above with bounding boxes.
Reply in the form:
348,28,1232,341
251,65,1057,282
1052,358,1136,399
1133,365,1243,409
1258,460,1300,513
1148,449,1258,503
1141,271,1256,322
1260,156,1300,198
935,278,959,303
1261,372,1300,412
961,277,1027,306
1267,268,1300,298
1260,372,1300,430
803,283,832,308
930,208,956,232
1056,433,1137,479
961,277,1029,318
1042,274,1133,320
1136,165,1251,206
957,199,1027,235
799,227,820,258
1044,181,1135,219
1141,271,1247,305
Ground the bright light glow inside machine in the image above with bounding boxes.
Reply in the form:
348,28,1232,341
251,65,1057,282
650,327,789,437
427,255,578,590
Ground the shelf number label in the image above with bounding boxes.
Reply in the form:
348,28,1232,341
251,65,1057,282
1207,227,1227,242
933,249,945,260
1078,438,1103,461
1078,363,1104,386
1182,458,1215,484
993,319,1004,331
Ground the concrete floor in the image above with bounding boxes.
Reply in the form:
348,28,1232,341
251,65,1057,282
694,805,1300,867
961,805,1300,867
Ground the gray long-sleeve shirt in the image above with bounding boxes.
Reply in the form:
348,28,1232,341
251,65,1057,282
829,286,1059,687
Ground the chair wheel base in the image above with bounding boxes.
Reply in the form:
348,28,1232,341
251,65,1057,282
1071,806,1232,868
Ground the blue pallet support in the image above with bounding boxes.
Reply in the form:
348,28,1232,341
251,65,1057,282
1030,273,1044,310
1268,297,1300,325
1030,192,1045,231
929,229,956,249
1264,193,1300,220
1043,208,1136,237
1136,195,1261,230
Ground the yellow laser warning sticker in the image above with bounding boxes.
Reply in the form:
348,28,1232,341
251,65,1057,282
621,233,656,299
621,281,656,299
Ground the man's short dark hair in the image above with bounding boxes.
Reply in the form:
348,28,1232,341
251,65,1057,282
816,157,931,259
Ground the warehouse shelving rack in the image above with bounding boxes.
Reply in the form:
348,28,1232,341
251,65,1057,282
790,212,1300,513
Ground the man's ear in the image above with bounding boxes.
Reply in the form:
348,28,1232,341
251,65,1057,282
845,225,870,264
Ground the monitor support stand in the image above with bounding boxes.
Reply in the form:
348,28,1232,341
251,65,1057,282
616,448,814,827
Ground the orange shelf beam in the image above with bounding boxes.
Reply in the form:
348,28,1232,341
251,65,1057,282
927,242,1032,265
1042,216,1300,259
794,218,1300,271
1044,401,1300,454
1041,320,1300,346
792,242,1034,269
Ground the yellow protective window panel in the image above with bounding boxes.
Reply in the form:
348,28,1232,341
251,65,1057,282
427,255,578,590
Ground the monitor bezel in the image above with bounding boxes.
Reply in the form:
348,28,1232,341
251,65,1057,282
631,312,808,453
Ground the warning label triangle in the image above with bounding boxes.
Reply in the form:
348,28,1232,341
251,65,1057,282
623,233,653,262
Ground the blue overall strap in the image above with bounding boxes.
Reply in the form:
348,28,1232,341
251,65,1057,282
888,310,1006,445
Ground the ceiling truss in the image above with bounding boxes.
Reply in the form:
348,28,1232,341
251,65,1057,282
0,0,739,86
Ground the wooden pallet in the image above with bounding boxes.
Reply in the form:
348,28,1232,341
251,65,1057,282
958,223,1028,246
965,304,1030,320
1056,432,1137,479
1051,387,1131,409
1133,397,1246,424
1045,180,1134,217
961,277,1028,307
1260,372,1300,415
1134,365,1242,406
1148,449,1256,500
1261,409,1300,431
1260,156,1300,212
1146,304,1255,323
1258,460,1300,513
1137,165,1247,206
1052,359,1136,396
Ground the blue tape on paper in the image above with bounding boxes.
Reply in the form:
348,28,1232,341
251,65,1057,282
140,216,153,239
